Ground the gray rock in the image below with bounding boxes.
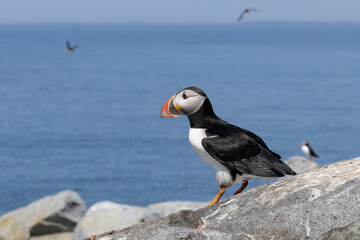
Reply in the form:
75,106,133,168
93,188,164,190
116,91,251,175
73,200,206,240
0,215,30,240
72,201,145,240
30,232,72,240
320,217,360,240
85,210,204,240
87,157,360,240
143,201,207,221
1,190,86,236
284,155,320,175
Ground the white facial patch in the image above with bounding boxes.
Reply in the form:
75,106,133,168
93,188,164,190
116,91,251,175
174,90,207,116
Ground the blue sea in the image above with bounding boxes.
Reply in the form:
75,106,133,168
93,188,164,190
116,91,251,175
0,23,359,215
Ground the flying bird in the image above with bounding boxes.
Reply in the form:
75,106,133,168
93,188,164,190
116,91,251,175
301,141,319,161
161,87,296,206
65,41,79,53
238,8,258,22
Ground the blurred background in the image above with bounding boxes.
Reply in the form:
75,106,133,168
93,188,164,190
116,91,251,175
0,0,359,215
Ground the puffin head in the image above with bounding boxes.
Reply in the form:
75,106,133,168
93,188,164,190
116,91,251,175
300,141,309,147
161,87,207,118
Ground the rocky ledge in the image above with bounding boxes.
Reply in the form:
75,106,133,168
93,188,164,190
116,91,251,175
88,157,360,240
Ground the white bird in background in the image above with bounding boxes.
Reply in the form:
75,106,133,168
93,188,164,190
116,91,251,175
301,141,319,162
238,8,258,22
65,41,79,53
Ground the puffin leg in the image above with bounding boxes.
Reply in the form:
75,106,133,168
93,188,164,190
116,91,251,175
206,187,226,207
233,180,248,195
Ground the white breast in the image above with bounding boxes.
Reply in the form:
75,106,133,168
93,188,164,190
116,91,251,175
302,145,310,157
188,128,234,187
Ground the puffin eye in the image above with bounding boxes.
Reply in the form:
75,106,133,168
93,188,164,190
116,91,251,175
182,93,188,99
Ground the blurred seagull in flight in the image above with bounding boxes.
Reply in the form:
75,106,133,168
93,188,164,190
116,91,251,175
65,41,79,53
238,8,258,22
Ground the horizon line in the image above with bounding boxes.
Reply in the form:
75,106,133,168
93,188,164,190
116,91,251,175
1,20,360,25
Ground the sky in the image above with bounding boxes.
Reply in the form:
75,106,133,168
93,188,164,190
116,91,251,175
1,0,360,23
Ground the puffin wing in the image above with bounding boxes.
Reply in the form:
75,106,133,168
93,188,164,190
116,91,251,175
66,41,71,48
202,126,295,177
309,146,319,157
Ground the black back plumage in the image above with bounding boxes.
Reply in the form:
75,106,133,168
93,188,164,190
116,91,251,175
187,95,296,178
306,142,319,158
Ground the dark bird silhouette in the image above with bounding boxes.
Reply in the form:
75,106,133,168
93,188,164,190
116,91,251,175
301,141,319,162
161,87,296,206
65,41,79,53
238,8,258,22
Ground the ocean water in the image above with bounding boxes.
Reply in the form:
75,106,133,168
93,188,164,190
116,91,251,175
0,23,359,214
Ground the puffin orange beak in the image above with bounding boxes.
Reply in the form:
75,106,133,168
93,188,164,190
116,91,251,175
161,95,182,118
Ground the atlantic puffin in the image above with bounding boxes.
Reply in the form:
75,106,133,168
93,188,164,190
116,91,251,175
301,141,319,162
161,87,296,206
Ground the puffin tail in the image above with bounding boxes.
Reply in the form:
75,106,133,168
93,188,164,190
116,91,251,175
282,165,297,176
269,159,297,176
